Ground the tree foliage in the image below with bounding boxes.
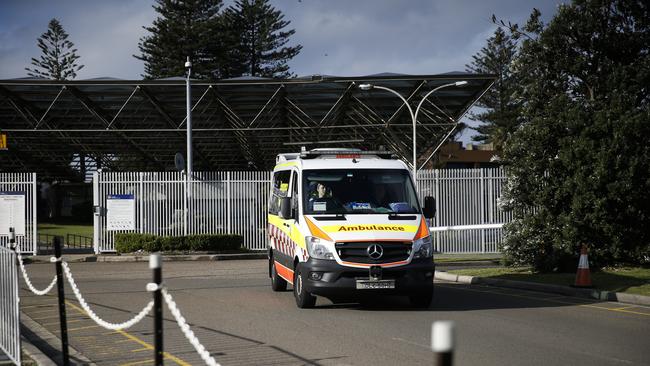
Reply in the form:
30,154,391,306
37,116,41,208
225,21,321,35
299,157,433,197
135,0,301,79
223,0,302,78
499,1,650,271
465,27,520,151
135,0,224,79
25,18,84,80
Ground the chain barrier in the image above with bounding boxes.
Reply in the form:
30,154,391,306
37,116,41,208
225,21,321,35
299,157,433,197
62,262,154,330
16,251,57,296
162,288,221,366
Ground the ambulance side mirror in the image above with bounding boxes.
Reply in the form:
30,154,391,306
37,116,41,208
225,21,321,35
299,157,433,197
423,196,436,219
280,197,292,219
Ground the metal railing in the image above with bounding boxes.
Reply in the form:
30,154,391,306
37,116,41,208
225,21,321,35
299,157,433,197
94,168,511,253
66,233,93,249
0,245,21,365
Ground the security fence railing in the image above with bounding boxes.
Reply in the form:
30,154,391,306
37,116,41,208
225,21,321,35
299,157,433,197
0,245,21,365
94,168,510,253
418,168,510,253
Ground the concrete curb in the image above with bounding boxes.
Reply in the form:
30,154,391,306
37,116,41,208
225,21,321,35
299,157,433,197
25,252,268,264
21,312,95,365
434,270,650,307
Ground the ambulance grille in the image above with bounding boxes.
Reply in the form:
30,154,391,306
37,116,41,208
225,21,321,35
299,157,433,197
335,242,411,264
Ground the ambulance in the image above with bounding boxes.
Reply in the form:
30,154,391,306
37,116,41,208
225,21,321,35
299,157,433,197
267,148,436,308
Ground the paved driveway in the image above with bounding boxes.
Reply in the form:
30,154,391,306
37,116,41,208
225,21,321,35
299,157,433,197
19,260,650,366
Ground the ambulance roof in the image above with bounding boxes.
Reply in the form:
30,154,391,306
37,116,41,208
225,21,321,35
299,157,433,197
274,149,410,171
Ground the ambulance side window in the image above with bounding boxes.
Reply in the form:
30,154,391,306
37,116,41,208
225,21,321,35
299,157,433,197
291,171,299,220
269,171,291,215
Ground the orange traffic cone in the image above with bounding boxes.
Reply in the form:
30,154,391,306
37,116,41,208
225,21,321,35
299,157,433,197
573,244,592,288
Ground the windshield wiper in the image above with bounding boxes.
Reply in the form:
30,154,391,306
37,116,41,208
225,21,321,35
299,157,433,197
312,213,346,221
388,213,417,220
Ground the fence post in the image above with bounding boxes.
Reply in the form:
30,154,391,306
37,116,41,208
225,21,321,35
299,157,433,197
480,169,486,253
53,236,70,366
432,321,454,366
150,253,163,366
227,171,232,234
32,172,37,255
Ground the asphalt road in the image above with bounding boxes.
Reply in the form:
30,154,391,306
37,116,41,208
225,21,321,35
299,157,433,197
19,260,650,366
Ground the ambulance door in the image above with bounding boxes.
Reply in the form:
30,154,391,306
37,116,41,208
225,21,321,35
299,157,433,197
269,170,293,270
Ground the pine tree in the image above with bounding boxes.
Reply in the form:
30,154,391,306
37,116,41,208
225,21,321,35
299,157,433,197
25,18,84,80
223,0,302,78
465,27,519,152
135,0,224,79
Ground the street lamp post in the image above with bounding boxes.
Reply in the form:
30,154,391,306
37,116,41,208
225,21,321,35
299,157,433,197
359,81,467,184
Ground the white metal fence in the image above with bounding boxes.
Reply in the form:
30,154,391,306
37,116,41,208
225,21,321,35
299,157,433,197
94,171,270,252
0,246,21,365
0,173,37,254
94,168,509,254
418,168,510,253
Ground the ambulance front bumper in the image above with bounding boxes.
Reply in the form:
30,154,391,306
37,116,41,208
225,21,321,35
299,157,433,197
301,258,435,297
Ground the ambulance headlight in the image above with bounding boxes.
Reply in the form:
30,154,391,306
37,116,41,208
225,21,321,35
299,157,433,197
413,235,433,259
306,236,335,260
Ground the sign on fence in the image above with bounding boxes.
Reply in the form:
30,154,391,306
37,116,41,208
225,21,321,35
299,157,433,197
107,194,136,231
0,191,26,236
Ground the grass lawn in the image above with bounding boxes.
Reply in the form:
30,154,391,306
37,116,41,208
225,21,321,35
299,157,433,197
38,223,93,238
448,266,650,296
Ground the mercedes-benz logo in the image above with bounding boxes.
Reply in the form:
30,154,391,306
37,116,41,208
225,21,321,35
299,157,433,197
367,244,384,260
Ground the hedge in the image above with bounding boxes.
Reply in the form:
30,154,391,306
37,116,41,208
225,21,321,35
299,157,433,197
114,233,243,254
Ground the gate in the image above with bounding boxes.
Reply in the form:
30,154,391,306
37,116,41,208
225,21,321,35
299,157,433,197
94,171,270,252
0,173,37,254
418,168,510,253
0,246,21,365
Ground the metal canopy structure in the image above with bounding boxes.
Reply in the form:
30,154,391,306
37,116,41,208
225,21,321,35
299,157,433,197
0,73,494,180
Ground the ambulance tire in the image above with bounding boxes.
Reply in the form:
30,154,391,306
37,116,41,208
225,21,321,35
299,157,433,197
270,255,287,292
409,286,434,308
293,263,316,308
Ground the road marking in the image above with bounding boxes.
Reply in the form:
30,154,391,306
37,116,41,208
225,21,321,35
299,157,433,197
437,283,650,317
21,303,57,309
120,359,154,366
43,319,86,326
68,325,100,332
131,347,150,353
65,300,191,366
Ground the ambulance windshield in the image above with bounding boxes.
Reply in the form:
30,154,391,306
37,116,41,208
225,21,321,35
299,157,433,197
303,169,420,215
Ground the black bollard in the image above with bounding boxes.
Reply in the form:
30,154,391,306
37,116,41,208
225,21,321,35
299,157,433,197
53,236,70,366
150,253,163,366
432,321,454,366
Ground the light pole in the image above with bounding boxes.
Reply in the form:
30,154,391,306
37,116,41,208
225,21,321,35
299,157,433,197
359,81,467,184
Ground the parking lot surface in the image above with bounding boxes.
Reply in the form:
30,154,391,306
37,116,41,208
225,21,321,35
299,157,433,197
19,260,650,366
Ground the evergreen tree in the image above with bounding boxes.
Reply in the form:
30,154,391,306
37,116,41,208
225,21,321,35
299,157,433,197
223,0,302,78
465,27,520,152
135,0,224,79
499,1,650,271
25,18,84,80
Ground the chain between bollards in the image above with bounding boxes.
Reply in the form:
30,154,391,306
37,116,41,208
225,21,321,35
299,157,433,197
53,236,70,366
432,321,454,366
150,253,163,366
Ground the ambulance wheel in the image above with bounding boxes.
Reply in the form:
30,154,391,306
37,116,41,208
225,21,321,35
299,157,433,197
293,264,316,308
409,286,433,308
270,256,287,292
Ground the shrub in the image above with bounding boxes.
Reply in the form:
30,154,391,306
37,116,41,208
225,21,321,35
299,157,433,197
114,233,243,253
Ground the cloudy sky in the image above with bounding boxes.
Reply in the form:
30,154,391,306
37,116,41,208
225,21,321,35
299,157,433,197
0,0,563,141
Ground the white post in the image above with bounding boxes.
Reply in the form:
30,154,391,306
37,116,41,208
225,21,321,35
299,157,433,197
93,172,99,254
183,172,188,236
185,57,193,176
32,173,37,255
227,172,232,234
139,172,144,234
432,321,455,366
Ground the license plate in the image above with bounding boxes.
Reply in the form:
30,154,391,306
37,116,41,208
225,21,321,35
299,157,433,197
356,279,395,289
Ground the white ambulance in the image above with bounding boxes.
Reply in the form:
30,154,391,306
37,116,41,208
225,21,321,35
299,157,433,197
267,148,436,308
